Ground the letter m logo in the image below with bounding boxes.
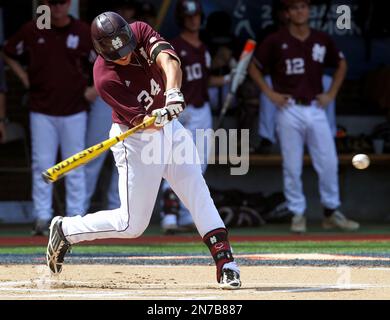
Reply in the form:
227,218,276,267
210,236,217,245
112,37,123,49
312,43,326,63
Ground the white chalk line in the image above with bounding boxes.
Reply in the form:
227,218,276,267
0,294,221,300
0,279,390,300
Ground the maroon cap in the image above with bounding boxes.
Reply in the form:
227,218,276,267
282,0,311,9
91,11,137,61
175,0,203,27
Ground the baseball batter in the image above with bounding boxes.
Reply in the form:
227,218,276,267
46,12,241,289
249,0,359,232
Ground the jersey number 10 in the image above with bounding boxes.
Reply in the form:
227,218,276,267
185,63,203,81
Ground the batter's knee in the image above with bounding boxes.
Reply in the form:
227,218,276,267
115,209,148,238
123,225,147,239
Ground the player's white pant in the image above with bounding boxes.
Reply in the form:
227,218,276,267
178,102,213,174
161,102,213,225
259,75,337,143
30,111,87,221
61,120,225,243
84,96,120,211
276,103,341,215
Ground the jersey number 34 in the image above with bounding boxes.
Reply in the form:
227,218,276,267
137,79,161,110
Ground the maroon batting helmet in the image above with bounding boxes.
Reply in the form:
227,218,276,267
175,0,203,27
91,11,137,61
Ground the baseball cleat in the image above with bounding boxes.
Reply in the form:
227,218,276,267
219,269,241,290
46,216,71,274
291,215,306,233
322,210,360,231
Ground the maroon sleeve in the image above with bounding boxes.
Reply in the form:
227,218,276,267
252,35,275,71
0,58,6,93
3,22,30,60
132,21,179,64
324,34,344,68
97,77,146,126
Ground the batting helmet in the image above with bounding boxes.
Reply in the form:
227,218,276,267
175,0,203,27
91,11,137,61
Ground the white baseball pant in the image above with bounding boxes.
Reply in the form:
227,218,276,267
61,119,225,243
259,75,337,143
161,102,213,225
84,96,120,211
30,111,87,221
276,102,341,215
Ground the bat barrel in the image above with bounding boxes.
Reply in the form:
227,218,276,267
41,116,157,184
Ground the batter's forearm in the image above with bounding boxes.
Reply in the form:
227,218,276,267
327,59,347,98
157,53,182,90
2,54,30,89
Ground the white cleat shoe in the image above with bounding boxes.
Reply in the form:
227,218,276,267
322,210,360,231
219,269,241,290
291,215,306,233
46,216,71,274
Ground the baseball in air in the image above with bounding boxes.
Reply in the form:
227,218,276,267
352,154,370,170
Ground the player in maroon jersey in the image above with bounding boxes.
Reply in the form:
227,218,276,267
0,57,7,143
159,0,231,234
249,0,359,233
3,0,95,235
46,11,241,289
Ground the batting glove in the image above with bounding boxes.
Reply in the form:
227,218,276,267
151,107,170,127
164,88,186,119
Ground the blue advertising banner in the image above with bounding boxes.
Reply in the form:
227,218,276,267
158,0,390,80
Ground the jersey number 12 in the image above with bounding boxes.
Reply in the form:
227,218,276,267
285,58,305,75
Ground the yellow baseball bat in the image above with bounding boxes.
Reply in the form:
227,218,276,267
42,116,156,184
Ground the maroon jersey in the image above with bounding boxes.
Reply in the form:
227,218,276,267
253,28,344,103
0,58,6,93
3,18,94,116
170,36,210,108
94,22,179,127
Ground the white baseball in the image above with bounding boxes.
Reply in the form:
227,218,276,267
352,154,370,170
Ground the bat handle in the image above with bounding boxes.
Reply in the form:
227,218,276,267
41,171,55,184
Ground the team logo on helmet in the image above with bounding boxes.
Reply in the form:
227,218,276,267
184,1,197,14
112,37,124,50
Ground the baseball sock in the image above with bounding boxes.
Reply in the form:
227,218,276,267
203,228,235,282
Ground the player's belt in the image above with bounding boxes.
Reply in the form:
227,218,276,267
294,98,312,107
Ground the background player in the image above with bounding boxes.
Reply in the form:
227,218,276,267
46,12,241,289
3,0,94,235
0,56,7,143
160,0,232,234
249,0,359,233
